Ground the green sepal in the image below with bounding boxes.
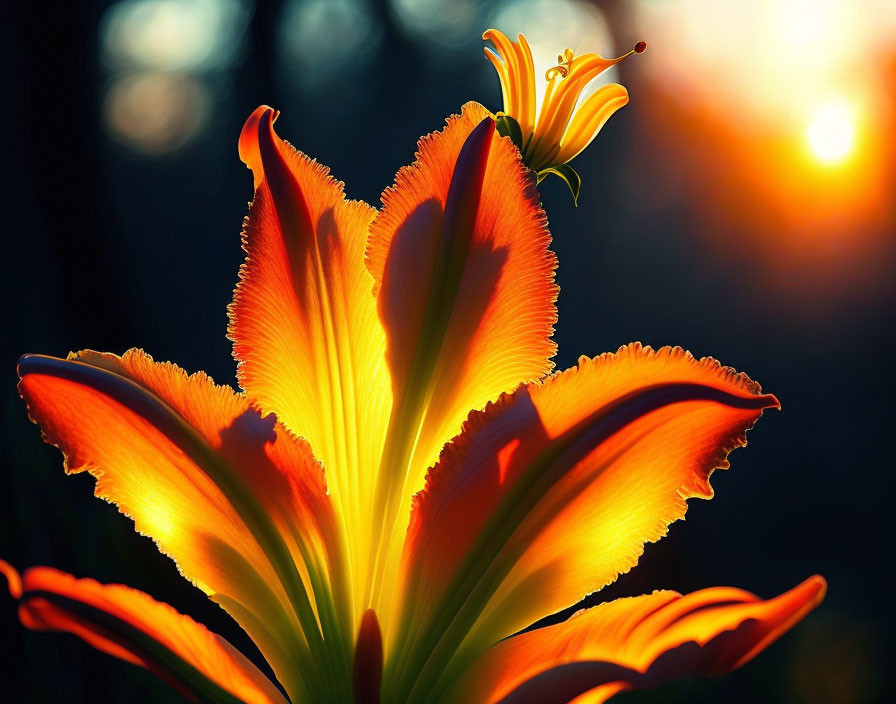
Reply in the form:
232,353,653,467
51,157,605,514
493,113,524,152
536,163,582,206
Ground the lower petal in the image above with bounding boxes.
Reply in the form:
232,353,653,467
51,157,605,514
1,560,289,704
394,344,780,698
452,577,826,704
17,349,342,700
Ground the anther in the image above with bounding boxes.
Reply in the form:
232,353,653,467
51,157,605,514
614,41,648,62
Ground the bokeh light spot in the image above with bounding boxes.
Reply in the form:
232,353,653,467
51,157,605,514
277,0,381,83
390,0,483,51
100,0,249,72
99,0,247,156
807,100,856,164
103,73,211,155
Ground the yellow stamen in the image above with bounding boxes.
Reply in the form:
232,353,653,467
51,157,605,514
545,48,575,81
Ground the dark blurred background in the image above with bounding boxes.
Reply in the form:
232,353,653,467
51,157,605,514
2,0,894,702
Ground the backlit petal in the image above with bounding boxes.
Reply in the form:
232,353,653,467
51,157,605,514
556,84,629,165
232,105,393,627
484,46,513,117
17,349,340,702
391,344,778,700
483,30,538,138
1,561,288,704
531,55,625,170
513,34,537,136
451,577,826,704
482,30,524,120
365,102,558,622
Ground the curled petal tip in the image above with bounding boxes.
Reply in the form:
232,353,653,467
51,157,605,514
240,105,275,141
804,575,828,601
239,105,279,188
17,354,78,381
0,559,22,599
761,393,781,410
16,353,57,379
16,354,34,378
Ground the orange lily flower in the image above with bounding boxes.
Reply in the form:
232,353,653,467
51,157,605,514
483,29,645,203
4,95,824,702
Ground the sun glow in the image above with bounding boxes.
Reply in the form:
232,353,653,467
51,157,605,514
632,0,895,290
807,100,856,164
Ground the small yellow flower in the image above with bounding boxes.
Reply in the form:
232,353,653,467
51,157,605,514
484,29,645,202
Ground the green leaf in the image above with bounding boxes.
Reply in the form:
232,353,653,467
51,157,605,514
537,164,582,206
493,113,524,152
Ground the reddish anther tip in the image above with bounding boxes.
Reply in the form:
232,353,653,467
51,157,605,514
634,41,647,54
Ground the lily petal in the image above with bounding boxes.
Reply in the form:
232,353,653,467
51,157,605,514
17,349,340,702
531,55,625,170
233,105,393,627
366,102,558,618
483,30,522,121
391,344,778,699
556,84,630,165
1,561,289,704
452,577,826,704
482,31,537,136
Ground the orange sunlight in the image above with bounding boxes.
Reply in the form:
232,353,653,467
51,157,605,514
807,99,856,164
634,0,895,306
